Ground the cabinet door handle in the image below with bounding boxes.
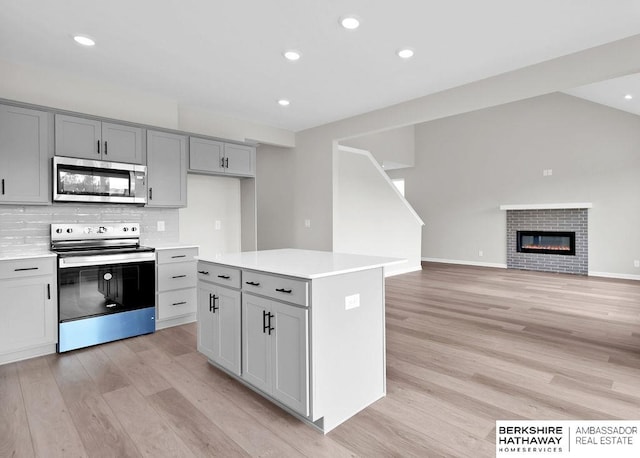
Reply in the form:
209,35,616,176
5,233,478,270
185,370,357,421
262,310,269,334
104,140,107,155
198,270,209,275
268,312,275,335
212,295,219,312
14,267,39,272
220,157,225,168
47,283,51,300
209,293,215,312
171,255,186,259
217,275,231,279
97,140,100,154
171,301,187,306
275,288,292,294
245,281,260,286
225,157,229,168
1,178,4,195
171,275,186,279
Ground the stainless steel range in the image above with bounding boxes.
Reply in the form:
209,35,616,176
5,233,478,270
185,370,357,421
51,223,155,352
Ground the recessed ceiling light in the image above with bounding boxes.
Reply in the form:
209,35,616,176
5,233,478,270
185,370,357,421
278,99,290,106
624,94,633,100
397,48,414,59
340,16,360,30
283,50,301,61
73,35,95,47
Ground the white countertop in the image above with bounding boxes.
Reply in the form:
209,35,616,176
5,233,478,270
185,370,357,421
198,249,405,279
148,243,199,251
0,251,57,261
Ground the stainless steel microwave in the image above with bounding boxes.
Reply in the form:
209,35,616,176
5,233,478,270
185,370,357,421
53,156,147,204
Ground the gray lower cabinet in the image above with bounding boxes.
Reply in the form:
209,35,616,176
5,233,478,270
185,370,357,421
0,104,52,204
189,136,255,177
242,293,309,416
156,247,198,329
146,130,187,207
0,256,57,364
197,276,241,375
55,114,143,164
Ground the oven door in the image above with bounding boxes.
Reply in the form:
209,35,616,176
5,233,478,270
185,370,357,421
57,258,155,352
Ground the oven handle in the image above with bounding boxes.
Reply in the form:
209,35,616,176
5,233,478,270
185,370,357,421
58,253,155,268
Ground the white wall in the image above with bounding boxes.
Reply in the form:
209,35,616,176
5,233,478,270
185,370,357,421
333,147,423,274
259,34,640,259
0,58,295,147
388,93,640,277
341,125,415,169
255,144,295,249
179,174,241,258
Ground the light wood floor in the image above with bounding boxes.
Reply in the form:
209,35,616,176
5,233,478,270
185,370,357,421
2,263,639,457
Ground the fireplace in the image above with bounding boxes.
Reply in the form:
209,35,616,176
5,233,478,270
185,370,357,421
517,231,576,256
505,207,588,275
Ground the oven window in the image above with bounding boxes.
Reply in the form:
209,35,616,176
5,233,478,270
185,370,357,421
58,165,131,197
58,261,155,322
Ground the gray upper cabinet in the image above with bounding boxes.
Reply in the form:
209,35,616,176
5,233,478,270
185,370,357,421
0,104,52,204
55,114,143,164
190,137,224,173
189,137,255,177
146,130,187,207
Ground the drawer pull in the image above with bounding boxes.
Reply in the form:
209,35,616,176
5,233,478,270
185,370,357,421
217,275,231,279
171,255,186,259
276,288,292,294
171,275,187,279
245,281,261,286
198,270,209,275
47,283,51,300
14,267,39,272
171,301,187,306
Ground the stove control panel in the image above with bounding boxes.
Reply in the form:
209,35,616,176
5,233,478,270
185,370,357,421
51,223,142,241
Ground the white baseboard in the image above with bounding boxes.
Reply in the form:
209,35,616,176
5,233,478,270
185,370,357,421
422,257,508,269
588,271,640,281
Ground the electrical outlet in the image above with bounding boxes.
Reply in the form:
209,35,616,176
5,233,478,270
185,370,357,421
215,220,221,230
157,221,165,232
634,260,640,268
304,219,311,228
478,250,484,257
345,293,360,310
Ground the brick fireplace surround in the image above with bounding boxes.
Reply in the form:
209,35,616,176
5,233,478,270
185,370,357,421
503,204,590,275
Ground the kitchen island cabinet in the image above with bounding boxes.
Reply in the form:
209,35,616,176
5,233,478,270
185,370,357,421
197,248,402,433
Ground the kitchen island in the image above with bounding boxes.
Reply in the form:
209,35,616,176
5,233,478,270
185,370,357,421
197,249,403,433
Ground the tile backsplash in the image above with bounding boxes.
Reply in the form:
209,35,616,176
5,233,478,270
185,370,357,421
0,204,179,256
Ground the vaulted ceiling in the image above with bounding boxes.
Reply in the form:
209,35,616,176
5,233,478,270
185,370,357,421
1,1,640,131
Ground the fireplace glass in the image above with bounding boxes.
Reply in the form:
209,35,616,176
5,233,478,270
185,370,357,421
517,231,576,256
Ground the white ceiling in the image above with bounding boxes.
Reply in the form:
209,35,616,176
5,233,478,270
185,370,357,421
1,1,640,132
564,73,640,117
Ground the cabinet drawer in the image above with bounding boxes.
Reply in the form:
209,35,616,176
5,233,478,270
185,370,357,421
157,247,198,264
0,257,55,280
158,289,197,320
197,263,241,289
157,262,197,292
242,270,308,307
